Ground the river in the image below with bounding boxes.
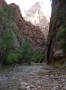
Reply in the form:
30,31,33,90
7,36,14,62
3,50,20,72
0,63,66,90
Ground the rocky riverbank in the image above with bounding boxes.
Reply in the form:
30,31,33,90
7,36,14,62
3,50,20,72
0,63,66,90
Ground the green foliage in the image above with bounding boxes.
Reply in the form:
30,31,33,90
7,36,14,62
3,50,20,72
0,30,14,64
0,5,17,64
62,0,66,5
17,42,46,64
62,43,66,53
18,42,45,64
57,28,66,40
0,38,3,50
57,20,64,28
0,5,46,65
3,5,17,20
32,51,46,63
6,52,19,65
3,30,14,50
18,42,34,63
57,27,66,53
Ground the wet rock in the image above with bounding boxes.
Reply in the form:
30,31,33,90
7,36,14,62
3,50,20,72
51,87,59,90
30,84,35,88
26,86,30,90
63,85,66,90
37,86,41,89
18,85,27,90
20,82,28,86
18,81,28,90
0,64,66,90
37,81,40,83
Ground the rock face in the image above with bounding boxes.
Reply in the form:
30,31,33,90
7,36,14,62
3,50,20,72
0,0,21,49
22,1,50,41
47,0,66,63
10,3,45,50
0,0,6,7
22,1,50,30
0,0,46,50
0,0,47,50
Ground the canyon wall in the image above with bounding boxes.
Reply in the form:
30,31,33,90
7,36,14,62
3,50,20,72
10,3,45,50
47,0,66,63
0,0,46,50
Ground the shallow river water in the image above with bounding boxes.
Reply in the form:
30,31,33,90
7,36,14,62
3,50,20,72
0,63,66,90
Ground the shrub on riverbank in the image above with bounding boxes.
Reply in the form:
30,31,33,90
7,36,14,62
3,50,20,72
32,51,46,63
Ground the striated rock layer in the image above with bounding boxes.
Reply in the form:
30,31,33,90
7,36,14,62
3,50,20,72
47,0,66,63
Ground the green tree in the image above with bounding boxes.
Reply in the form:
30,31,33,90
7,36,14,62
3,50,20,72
6,52,19,65
18,42,34,64
58,27,66,53
32,51,46,63
0,30,14,64
0,5,17,64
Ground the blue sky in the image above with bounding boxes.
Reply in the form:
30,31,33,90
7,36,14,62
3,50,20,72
5,0,51,15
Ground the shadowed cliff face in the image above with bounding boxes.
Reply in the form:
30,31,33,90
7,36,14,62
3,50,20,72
47,0,66,63
10,3,45,50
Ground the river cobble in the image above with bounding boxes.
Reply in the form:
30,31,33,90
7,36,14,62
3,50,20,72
0,63,66,90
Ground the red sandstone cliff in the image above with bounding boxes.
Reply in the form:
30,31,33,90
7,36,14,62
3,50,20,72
0,0,7,7
0,0,46,50
10,3,45,50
